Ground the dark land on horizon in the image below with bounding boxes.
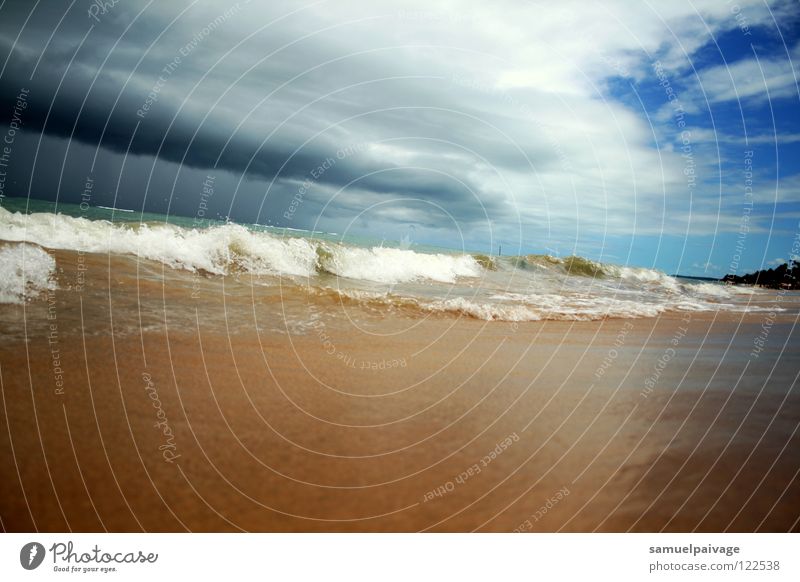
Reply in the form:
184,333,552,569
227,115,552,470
722,260,800,290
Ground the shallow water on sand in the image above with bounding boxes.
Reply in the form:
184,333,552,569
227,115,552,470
0,247,798,531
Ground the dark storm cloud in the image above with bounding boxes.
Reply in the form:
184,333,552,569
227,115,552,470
0,0,522,231
1,0,794,254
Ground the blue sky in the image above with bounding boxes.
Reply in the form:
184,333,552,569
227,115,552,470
605,24,800,276
0,0,799,276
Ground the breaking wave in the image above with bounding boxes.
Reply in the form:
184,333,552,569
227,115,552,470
309,285,775,322
0,206,775,320
0,206,479,284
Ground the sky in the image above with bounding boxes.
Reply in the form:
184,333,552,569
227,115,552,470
0,0,799,276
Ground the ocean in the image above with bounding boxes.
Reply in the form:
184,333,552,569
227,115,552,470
1,197,798,532
0,197,784,321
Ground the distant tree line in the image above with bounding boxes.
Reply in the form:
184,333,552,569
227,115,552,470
722,260,800,289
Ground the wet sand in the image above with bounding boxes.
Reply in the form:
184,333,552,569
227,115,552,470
0,249,798,531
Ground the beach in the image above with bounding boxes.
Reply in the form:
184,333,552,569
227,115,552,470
2,4,800,579
1,246,798,532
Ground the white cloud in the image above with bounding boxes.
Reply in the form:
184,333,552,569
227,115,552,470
3,0,795,246
693,261,720,271
686,128,800,145
692,43,800,103
774,174,800,203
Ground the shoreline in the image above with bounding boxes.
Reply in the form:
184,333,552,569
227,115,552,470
0,249,798,532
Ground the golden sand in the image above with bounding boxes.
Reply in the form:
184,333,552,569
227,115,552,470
0,250,798,531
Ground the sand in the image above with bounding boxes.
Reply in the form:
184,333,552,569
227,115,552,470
0,249,798,531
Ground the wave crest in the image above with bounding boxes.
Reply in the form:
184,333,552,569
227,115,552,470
0,207,481,284
0,243,56,304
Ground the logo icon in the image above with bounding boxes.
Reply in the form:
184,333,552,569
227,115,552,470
20,542,45,570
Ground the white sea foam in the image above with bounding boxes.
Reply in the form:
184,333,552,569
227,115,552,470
0,207,480,284
726,285,758,295
423,295,673,321
610,265,682,292
425,297,542,321
0,207,320,277
0,243,56,304
319,245,481,284
97,205,134,212
688,282,732,298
